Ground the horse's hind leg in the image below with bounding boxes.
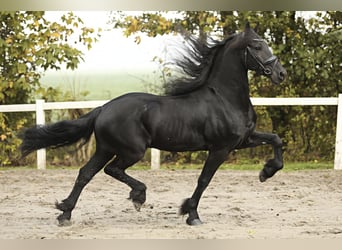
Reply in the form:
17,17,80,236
104,153,146,211
56,149,113,226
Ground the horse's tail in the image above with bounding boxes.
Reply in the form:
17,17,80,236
20,107,102,157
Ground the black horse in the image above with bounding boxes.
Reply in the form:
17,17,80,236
20,23,286,226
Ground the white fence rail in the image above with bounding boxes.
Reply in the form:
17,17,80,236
1,95,341,170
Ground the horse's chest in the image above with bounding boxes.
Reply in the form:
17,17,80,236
246,105,257,129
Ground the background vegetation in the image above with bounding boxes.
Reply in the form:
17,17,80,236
0,11,341,168
0,11,100,166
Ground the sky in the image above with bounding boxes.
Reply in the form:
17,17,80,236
42,11,182,99
45,11,175,75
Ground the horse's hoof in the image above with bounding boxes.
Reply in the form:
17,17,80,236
133,201,142,212
259,170,267,182
186,218,203,226
57,215,72,227
58,219,72,227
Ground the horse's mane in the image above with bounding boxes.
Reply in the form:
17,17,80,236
163,32,238,96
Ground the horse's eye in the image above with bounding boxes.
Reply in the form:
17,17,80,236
255,45,262,50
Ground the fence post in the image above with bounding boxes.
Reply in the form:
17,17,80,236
334,94,342,170
36,99,46,170
151,148,160,170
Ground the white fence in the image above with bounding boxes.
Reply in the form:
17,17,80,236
1,95,342,170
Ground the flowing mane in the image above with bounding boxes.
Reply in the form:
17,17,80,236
163,33,237,96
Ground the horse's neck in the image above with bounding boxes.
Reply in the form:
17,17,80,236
207,51,251,102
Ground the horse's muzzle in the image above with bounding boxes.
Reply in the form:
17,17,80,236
270,62,287,85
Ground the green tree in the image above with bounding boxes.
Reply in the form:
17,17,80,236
111,11,341,163
0,11,100,166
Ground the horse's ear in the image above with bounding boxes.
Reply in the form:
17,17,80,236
254,23,259,33
245,22,251,31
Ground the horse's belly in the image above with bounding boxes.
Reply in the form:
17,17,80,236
203,113,255,149
150,128,207,151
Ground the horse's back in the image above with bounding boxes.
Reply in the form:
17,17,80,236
93,92,209,152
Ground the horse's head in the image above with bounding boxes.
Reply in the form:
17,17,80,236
243,22,287,85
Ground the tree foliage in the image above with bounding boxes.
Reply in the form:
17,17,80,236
112,11,341,163
0,11,100,166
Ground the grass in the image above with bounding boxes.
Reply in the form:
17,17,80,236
156,162,333,172
0,162,333,171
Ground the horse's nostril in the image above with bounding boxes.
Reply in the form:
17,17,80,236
279,71,286,80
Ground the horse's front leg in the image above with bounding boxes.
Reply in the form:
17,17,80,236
238,131,283,182
180,148,229,225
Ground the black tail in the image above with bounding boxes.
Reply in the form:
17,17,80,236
20,107,102,157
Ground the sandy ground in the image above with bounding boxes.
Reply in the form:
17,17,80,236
0,168,342,239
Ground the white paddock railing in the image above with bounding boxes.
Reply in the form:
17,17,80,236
0,95,341,170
